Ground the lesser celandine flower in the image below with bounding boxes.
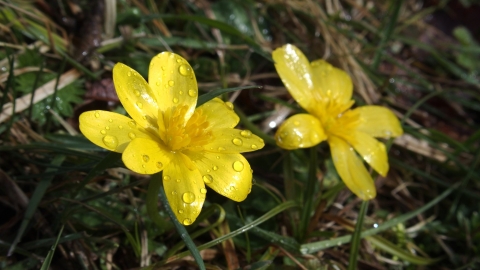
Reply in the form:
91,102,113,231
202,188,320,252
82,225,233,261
79,52,264,225
272,44,403,200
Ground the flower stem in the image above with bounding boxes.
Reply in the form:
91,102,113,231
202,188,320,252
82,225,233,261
348,200,369,270
299,147,318,241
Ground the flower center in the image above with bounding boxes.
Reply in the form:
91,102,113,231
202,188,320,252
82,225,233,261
311,92,355,133
159,105,212,151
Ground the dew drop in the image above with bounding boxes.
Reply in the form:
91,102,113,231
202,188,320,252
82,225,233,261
212,165,218,171
178,209,184,214
251,144,258,149
216,156,220,159
293,121,300,126
168,80,175,86
156,162,163,169
142,155,150,162
183,218,192,225
178,64,191,76
233,161,244,172
225,102,234,110
173,97,179,104
203,174,213,184
176,179,181,183
136,102,143,109
94,111,100,118
232,138,243,146
105,126,110,130
100,129,106,135
163,175,171,181
200,188,207,194
182,192,195,204
128,121,136,128
218,146,226,151
102,135,118,149
156,81,160,86
206,169,211,173
179,90,184,95
171,191,176,195
128,132,136,139
127,71,132,76
240,130,252,138
188,89,196,97
118,125,123,129
134,90,141,97
176,58,182,63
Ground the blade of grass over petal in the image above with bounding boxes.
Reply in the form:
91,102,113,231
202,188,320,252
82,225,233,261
234,107,276,145
8,155,65,256
196,85,262,107
300,183,458,254
151,172,206,270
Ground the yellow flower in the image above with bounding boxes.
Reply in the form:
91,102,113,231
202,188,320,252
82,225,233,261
79,52,264,225
272,44,403,200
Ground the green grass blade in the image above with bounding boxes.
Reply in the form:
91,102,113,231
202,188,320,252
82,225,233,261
8,155,65,256
347,200,369,270
196,85,262,107
39,225,64,270
299,147,318,241
300,183,458,254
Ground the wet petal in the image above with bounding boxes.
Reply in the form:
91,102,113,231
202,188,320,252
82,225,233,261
186,151,252,202
203,128,265,153
163,154,205,225
149,52,198,121
328,136,376,200
79,110,156,153
310,59,353,106
122,138,172,174
113,63,158,129
272,44,318,112
197,98,239,130
274,114,326,150
340,131,389,176
354,106,403,138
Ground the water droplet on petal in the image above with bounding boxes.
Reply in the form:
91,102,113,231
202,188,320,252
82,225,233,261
100,130,106,135
102,135,118,149
225,102,234,110
293,121,300,126
173,98,179,104
176,58,182,63
127,71,132,76
128,132,136,139
128,121,136,128
176,179,181,183
183,218,192,225
178,209,184,214
105,126,110,130
182,192,195,204
156,162,163,169
156,81,160,86
163,175,171,181
179,90,184,95
232,138,243,146
136,102,143,109
233,161,244,172
251,144,258,149
216,156,220,159
188,89,197,97
240,130,252,138
200,188,207,194
218,146,226,151
134,90,141,97
212,166,218,171
94,111,100,118
142,155,150,162
118,125,123,129
203,174,213,184
179,64,191,76
168,80,175,86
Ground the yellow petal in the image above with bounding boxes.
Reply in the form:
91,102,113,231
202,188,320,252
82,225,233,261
113,63,159,129
197,98,239,130
272,44,318,112
79,110,156,153
203,128,265,153
186,151,252,202
340,131,389,176
122,138,172,174
149,52,198,121
163,154,205,225
310,59,353,106
354,106,403,138
274,114,326,150
328,136,376,200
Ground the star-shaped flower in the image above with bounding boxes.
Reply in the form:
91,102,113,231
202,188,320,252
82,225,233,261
79,52,264,225
272,44,403,200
